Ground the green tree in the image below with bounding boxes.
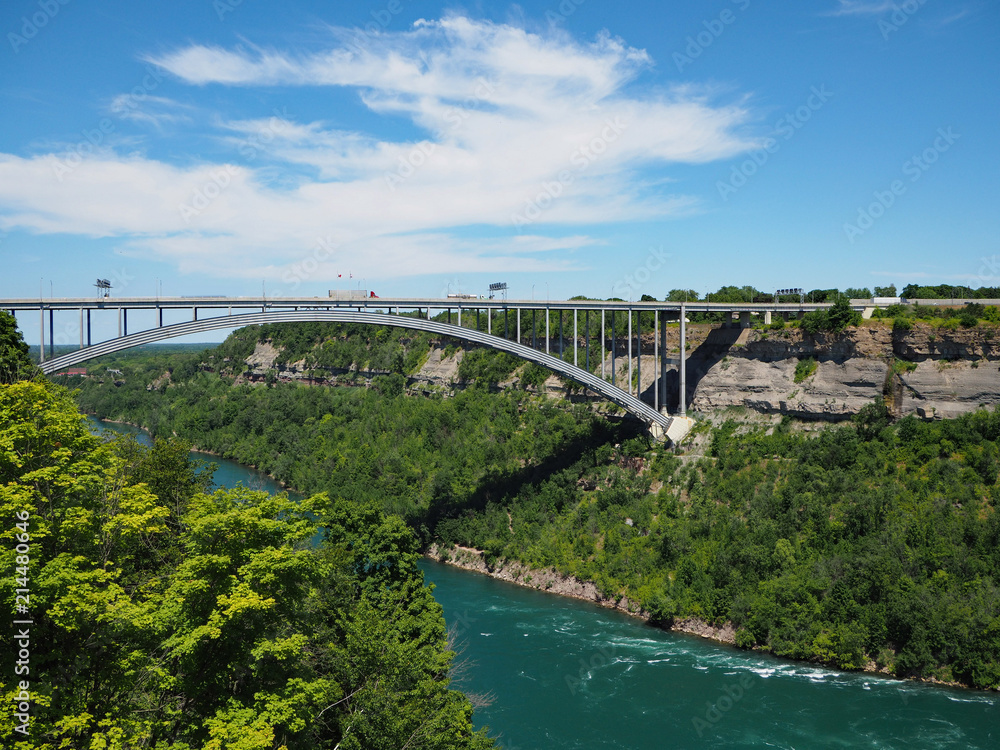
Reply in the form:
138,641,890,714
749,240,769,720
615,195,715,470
0,311,37,384
0,381,496,750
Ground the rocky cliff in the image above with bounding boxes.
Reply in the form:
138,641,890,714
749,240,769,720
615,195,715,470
679,323,1000,420
234,321,1000,422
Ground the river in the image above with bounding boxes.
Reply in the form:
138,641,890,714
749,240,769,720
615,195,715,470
90,418,999,749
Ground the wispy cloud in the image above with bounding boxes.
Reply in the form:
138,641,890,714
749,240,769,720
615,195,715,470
0,16,760,282
825,1,897,16
109,95,194,128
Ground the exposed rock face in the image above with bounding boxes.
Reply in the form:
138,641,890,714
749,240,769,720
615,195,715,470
245,341,281,372
684,323,1000,421
690,356,889,419
236,322,1000,421
899,361,1000,419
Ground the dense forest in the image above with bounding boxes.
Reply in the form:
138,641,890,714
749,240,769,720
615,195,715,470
0,313,496,749
59,320,1000,691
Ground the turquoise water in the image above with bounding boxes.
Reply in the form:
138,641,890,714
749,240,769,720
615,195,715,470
85,417,299,498
90,418,999,748
420,560,999,749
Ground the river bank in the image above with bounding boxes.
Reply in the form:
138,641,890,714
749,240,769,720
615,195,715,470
425,543,979,691
426,543,737,643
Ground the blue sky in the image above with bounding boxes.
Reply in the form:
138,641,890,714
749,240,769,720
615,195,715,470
2,0,998,345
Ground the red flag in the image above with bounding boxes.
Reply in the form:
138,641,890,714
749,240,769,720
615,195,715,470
338,274,342,278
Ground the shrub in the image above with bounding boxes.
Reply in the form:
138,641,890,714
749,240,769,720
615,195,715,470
892,316,913,332
794,357,818,383
959,310,979,328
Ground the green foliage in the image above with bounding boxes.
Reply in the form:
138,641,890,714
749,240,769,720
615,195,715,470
0,381,495,750
60,324,1000,691
794,357,818,383
457,348,521,385
893,316,913,331
800,297,861,334
666,289,700,302
0,311,38,384
843,287,872,299
520,362,552,389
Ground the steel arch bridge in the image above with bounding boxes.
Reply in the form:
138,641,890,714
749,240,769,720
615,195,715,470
38,309,691,443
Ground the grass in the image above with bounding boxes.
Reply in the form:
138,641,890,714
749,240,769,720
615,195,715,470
794,357,818,384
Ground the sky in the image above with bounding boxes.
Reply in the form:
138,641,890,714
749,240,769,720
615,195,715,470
1,0,999,345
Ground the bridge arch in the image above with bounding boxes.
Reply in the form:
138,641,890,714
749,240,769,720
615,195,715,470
41,310,686,441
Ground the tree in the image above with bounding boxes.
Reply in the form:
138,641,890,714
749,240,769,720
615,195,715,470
0,380,497,750
874,284,897,297
827,295,861,331
0,311,37,384
667,289,700,302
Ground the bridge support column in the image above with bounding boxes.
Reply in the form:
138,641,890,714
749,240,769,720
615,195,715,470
679,304,687,416
611,312,616,386
653,310,659,411
627,309,632,396
532,309,536,349
487,309,491,335
87,309,91,347
659,312,667,413
601,309,605,379
516,308,520,343
585,311,590,371
79,308,84,348
545,307,549,354
740,311,751,328
573,310,578,367
48,310,54,359
158,306,163,327
558,313,563,357
123,308,128,337
193,308,198,322
39,308,44,363
504,308,508,339
636,310,641,400
764,310,772,325
458,307,462,328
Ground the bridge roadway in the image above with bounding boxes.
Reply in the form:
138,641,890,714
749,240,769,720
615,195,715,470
0,294,900,444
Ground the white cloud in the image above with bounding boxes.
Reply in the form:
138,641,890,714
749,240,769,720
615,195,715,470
0,16,761,281
826,1,898,16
